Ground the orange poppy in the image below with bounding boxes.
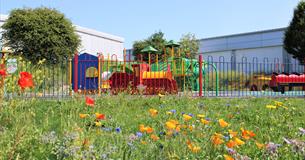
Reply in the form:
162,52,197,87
241,128,255,140
211,133,224,146
224,154,234,160
226,140,236,148
85,96,95,107
95,113,105,120
79,114,89,119
146,127,154,134
149,109,158,117
150,134,159,141
18,72,34,90
219,119,229,128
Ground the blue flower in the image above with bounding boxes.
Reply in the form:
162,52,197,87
188,113,194,117
136,132,143,137
115,127,121,133
102,127,112,132
170,109,176,114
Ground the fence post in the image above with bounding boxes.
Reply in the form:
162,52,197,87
199,55,203,97
98,55,101,96
69,58,72,96
73,53,78,92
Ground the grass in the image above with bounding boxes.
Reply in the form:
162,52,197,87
0,96,304,159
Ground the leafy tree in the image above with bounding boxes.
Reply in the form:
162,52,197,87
1,7,80,65
179,33,199,58
284,1,305,64
132,31,167,61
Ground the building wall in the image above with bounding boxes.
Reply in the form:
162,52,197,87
199,28,285,63
0,14,124,60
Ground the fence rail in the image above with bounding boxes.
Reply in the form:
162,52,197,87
1,53,304,99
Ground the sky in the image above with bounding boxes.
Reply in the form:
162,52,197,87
0,0,301,48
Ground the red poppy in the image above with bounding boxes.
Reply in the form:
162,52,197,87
85,96,95,107
0,68,6,77
18,72,34,89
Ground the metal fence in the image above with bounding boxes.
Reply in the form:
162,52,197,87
1,54,304,99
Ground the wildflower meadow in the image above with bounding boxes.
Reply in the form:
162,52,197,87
0,94,304,159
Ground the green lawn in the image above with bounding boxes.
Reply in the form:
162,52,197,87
0,96,304,159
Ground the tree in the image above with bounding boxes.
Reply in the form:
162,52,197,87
1,7,80,65
284,1,305,64
179,33,199,58
132,31,167,61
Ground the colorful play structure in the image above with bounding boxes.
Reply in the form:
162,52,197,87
71,41,219,95
269,72,305,93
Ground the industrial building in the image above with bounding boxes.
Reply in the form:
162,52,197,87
0,14,124,60
198,28,301,64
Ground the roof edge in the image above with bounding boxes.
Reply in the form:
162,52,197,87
200,27,287,41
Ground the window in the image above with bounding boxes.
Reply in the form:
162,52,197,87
86,67,98,78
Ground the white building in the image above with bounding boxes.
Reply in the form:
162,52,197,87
0,14,124,60
199,28,289,63
199,28,304,73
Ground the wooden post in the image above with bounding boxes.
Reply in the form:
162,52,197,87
199,55,203,97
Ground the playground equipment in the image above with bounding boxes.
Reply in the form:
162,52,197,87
71,41,219,95
269,72,305,93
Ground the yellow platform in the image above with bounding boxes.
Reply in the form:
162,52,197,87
142,71,172,79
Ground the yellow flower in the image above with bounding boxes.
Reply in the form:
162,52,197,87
255,141,265,149
79,114,89,119
166,111,173,115
219,119,229,128
228,130,238,138
266,105,277,109
149,109,158,117
234,137,245,145
274,101,283,107
183,114,192,121
200,119,210,125
94,121,102,127
197,114,205,118
158,93,164,98
166,121,177,130
191,146,201,153
224,154,234,160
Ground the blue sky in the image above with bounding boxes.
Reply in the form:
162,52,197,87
0,0,301,48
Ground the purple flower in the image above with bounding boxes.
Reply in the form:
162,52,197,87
225,147,237,155
115,127,121,133
170,109,176,114
224,136,230,141
136,132,143,137
188,113,194,117
181,112,185,115
205,118,211,121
